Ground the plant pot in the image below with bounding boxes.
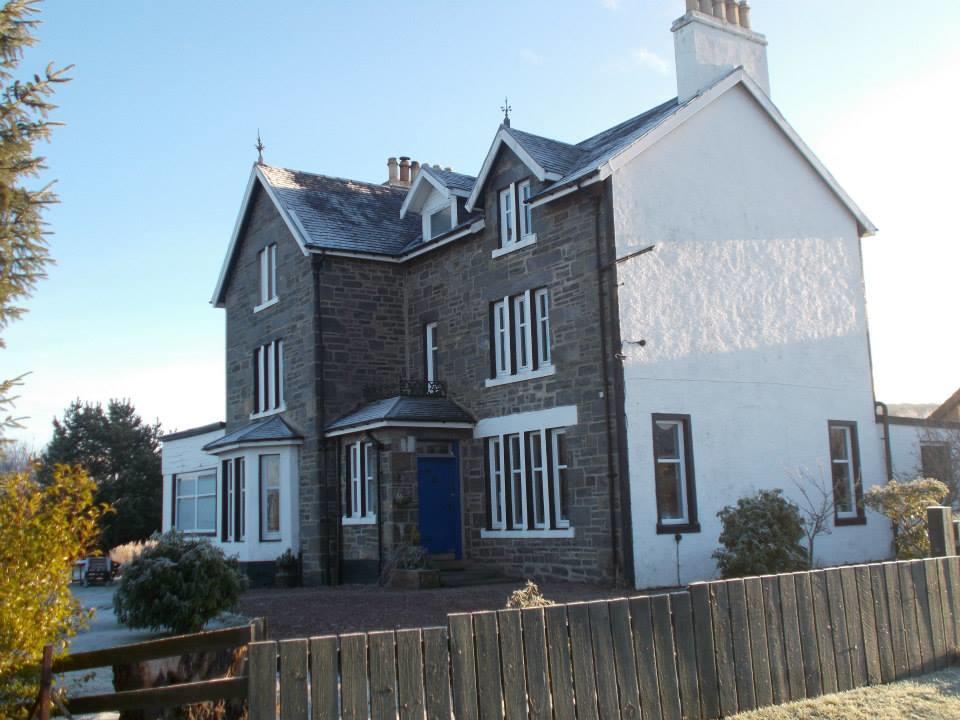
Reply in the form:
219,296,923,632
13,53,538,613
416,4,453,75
274,569,298,588
389,568,441,590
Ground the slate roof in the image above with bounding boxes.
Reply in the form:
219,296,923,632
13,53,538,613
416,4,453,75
326,396,475,435
203,415,303,451
259,165,422,256
161,421,225,443
421,165,476,195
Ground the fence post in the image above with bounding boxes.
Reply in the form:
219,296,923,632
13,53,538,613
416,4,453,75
927,506,954,557
37,644,53,720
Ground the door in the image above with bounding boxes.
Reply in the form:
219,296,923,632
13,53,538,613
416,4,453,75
417,457,462,558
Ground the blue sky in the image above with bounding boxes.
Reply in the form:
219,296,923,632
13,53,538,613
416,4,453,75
5,0,960,447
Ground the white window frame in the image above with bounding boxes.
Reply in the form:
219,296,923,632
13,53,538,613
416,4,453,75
499,184,515,247
529,430,548,530
534,288,551,368
176,471,217,534
364,442,377,516
425,322,438,382
225,461,235,541
252,340,285,418
551,429,570,529
260,454,281,540
425,198,457,241
493,299,510,378
507,433,527,529
256,243,278,311
489,437,506,530
513,291,532,372
345,440,376,523
653,419,689,526
518,180,534,240
238,457,246,541
830,424,858,519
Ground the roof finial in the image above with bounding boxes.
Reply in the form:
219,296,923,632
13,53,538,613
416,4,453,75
255,130,265,164
500,97,512,128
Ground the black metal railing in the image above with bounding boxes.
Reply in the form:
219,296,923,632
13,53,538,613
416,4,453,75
363,379,447,402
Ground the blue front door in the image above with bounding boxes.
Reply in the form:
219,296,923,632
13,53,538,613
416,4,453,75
417,457,462,558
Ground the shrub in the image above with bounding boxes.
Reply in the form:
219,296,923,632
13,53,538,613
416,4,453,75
109,539,157,567
713,489,809,578
506,580,554,609
0,465,108,718
114,531,247,634
864,478,949,559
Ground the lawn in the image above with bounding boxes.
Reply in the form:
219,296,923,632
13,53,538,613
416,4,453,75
732,667,960,719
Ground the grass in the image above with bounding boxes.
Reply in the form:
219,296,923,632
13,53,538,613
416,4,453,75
732,667,960,719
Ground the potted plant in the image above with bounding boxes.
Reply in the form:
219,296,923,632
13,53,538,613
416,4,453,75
274,549,300,588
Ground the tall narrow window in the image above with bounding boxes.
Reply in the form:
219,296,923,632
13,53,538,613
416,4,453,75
253,340,284,415
507,433,526,529
488,437,506,530
829,421,863,523
364,442,377,516
499,185,515,247
346,441,376,520
258,243,278,307
236,457,246,541
528,430,547,529
224,460,235,542
425,322,439,382
260,454,281,540
652,415,699,532
493,299,510,377
176,472,217,534
518,180,533,238
514,292,531,372
550,429,570,528
534,288,551,367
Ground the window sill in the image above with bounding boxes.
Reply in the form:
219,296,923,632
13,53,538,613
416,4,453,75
485,365,555,388
178,530,217,537
492,234,537,258
656,522,701,535
254,297,279,314
250,405,286,420
342,515,377,526
260,536,282,542
834,515,867,527
480,528,575,539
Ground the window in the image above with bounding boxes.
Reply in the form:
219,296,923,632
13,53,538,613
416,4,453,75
921,442,951,485
427,204,453,240
176,471,217,534
829,421,864,524
652,415,699,533
221,457,245,542
253,340,284,416
237,457,246,541
518,180,533,239
258,243,278,308
425,322,439,382
485,427,570,534
260,454,281,540
489,288,552,382
499,186,515,246
346,440,376,521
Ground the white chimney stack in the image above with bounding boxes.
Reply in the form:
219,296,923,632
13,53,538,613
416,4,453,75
672,1,769,104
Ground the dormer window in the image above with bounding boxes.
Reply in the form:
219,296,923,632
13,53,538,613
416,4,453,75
256,243,278,311
499,186,515,246
495,180,537,257
424,199,457,241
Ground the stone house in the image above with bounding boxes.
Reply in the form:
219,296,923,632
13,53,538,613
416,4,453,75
162,3,911,587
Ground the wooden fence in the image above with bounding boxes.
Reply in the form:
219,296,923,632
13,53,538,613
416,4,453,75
247,556,960,719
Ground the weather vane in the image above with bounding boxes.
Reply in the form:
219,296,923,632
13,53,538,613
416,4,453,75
255,130,265,164
500,97,512,127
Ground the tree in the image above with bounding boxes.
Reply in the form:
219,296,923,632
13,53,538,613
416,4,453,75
864,478,948,559
0,0,71,438
41,399,162,547
0,465,108,717
789,467,837,568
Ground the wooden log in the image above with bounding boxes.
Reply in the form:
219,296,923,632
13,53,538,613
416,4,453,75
545,605,577,720
448,613,479,720
396,629,426,720
782,573,811,700
928,506,954,557
472,612,504,720
309,636,338,720
279,638,309,720
868,565,895,684
629,595,664,720
727,580,756,712
498,610,528,720
422,627,452,720
369,631,399,720
710,582,738,717
744,578,772,708
854,566,882,685
567,603,600,720
587,601,621,719
883,562,910,680
825,569,853,691
809,570,838,695
670,592,701,719
839,566,868,688
64,677,249,716
521,608,553,720
760,576,788,705
339,633,368,720
897,561,924,676
689,582,720,720
607,599,641,720
651,594,682,720
247,641,277,720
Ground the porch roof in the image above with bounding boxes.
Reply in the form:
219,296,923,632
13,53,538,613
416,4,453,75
325,396,475,437
203,415,303,452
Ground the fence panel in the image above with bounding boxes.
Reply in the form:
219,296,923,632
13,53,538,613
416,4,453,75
396,629,426,720
710,581,739,717
448,613,479,720
339,633,368,720
568,602,601,720
671,592,702,718
629,595,664,720
790,572,819,699
497,609,528,720
935,558,957,653
544,604,577,720
868,565,896,684
898,561,925,675
854,566,882,685
839,567,867,689
368,631,398,720
587,600,622,719
923,559,947,668
422,627,452,720
744,578,773,708
279,638,309,720
248,640,278,720
760,576,789,706
883,562,910,679
608,598,642,719
520,608,553,720
472,612,504,720
689,583,720,719
651,594,683,720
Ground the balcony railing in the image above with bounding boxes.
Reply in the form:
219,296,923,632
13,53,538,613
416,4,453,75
362,379,447,402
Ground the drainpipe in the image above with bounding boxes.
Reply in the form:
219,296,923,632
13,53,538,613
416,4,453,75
592,190,621,583
876,401,893,481
314,252,337,584
365,430,385,577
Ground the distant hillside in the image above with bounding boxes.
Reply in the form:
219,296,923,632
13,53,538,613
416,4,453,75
886,403,938,419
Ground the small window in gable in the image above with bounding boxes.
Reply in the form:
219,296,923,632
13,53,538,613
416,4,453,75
257,244,278,309
518,180,533,239
499,186,515,246
428,205,453,239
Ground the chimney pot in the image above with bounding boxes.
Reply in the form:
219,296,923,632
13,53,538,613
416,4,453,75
387,157,399,185
711,0,725,19
725,0,739,25
739,1,751,29
686,0,700,11
410,160,420,180
399,156,411,185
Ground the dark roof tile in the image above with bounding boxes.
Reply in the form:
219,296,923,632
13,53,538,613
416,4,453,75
326,396,475,434
203,415,303,451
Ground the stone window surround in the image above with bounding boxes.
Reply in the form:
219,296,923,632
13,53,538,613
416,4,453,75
487,288,553,386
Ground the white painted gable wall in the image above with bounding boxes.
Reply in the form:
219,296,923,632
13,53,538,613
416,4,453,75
611,84,892,588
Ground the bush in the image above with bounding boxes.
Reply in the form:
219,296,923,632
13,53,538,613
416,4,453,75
713,489,809,578
114,532,247,634
0,465,108,718
864,478,949,559
109,539,157,566
506,580,554,609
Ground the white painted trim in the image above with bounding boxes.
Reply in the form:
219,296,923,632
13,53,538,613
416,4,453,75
250,405,287,421
310,220,486,265
326,420,474,439
341,515,377,526
484,365,556,389
474,405,577,439
479,528,575,539
491,233,537,258
465,128,562,213
399,170,450,219
253,297,279,314
204,438,303,456
527,184,578,210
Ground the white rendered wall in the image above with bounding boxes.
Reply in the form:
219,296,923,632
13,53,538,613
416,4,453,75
612,84,891,588
161,428,223,533
884,421,956,482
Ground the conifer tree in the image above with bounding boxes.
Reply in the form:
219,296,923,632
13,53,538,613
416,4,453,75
0,0,70,437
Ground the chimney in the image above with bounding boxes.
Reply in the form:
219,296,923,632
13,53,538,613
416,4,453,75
410,160,420,181
387,157,399,185
672,0,769,103
399,156,411,185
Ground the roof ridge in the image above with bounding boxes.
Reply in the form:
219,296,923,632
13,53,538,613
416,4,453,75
574,97,679,149
260,164,409,194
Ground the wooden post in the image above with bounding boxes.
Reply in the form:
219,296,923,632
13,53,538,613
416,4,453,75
927,506,954,557
953,519,960,554
38,644,53,720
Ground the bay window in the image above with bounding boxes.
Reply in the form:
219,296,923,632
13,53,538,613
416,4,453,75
260,454,281,540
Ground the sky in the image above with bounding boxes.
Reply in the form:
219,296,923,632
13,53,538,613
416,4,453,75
4,0,960,449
